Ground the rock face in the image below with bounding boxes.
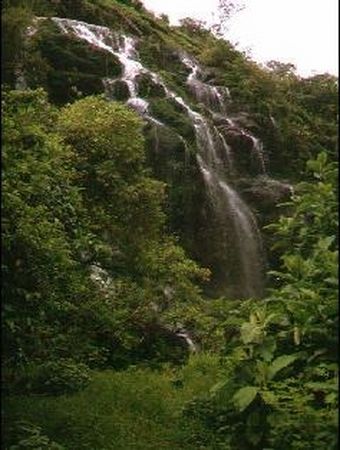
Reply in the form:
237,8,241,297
238,177,293,213
25,17,294,299
136,73,167,98
27,19,122,104
104,79,130,101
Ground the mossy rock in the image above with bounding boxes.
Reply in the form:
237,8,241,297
144,122,205,243
133,322,190,365
28,20,122,104
144,123,188,178
136,73,166,98
149,97,195,141
47,70,106,104
237,177,293,213
138,38,190,86
104,79,130,101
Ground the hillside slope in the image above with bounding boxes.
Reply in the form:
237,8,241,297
3,0,337,295
2,1,338,449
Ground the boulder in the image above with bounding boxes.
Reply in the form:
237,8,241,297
136,73,166,98
237,176,293,212
104,79,130,101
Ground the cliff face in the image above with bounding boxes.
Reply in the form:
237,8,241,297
2,5,338,449
6,0,337,298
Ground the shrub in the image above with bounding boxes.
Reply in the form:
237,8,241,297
7,421,65,450
32,359,92,395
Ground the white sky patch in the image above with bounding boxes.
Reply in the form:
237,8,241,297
142,0,338,77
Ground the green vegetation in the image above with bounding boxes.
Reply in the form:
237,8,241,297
4,355,227,450
179,151,338,449
27,19,122,104
2,0,338,449
2,89,208,376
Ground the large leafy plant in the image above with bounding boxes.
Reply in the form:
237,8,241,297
183,152,338,449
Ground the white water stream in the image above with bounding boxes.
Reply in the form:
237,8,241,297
52,17,265,299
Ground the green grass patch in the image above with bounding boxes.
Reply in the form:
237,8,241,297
4,354,227,450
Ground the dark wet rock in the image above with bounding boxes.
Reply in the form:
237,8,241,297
199,68,219,83
237,176,293,212
136,73,166,98
228,112,259,131
224,129,254,150
132,321,190,364
212,113,232,127
104,79,130,101
28,19,122,104
149,97,195,141
222,129,259,175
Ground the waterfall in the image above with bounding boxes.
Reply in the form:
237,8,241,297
179,54,265,298
181,54,230,114
175,330,198,353
52,18,152,118
51,17,265,299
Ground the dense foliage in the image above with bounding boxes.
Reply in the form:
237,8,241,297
2,89,208,379
180,152,338,449
2,0,338,449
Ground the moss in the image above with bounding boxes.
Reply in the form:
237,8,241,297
105,79,130,101
136,73,166,98
47,70,107,105
149,97,195,141
143,122,207,265
27,20,122,104
144,124,187,176
138,37,190,82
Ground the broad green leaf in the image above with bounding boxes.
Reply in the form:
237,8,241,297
240,322,262,344
283,254,302,272
255,360,269,386
316,236,335,250
325,393,337,404
232,386,258,412
317,151,328,165
261,389,277,406
325,277,338,286
258,337,277,362
263,313,279,327
268,354,298,381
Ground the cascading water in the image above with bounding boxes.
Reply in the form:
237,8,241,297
51,17,265,299
179,54,265,298
175,329,198,353
181,54,230,114
52,18,152,117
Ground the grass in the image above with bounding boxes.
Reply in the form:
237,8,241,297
4,353,227,449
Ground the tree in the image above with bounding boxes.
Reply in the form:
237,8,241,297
2,89,94,367
210,0,245,37
266,60,297,78
179,1,244,38
179,17,209,37
1,5,33,85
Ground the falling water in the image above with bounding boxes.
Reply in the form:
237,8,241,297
52,18,152,118
180,54,265,298
175,330,198,353
181,54,230,114
51,17,265,299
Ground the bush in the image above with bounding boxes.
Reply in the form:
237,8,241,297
32,359,92,395
7,421,65,450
